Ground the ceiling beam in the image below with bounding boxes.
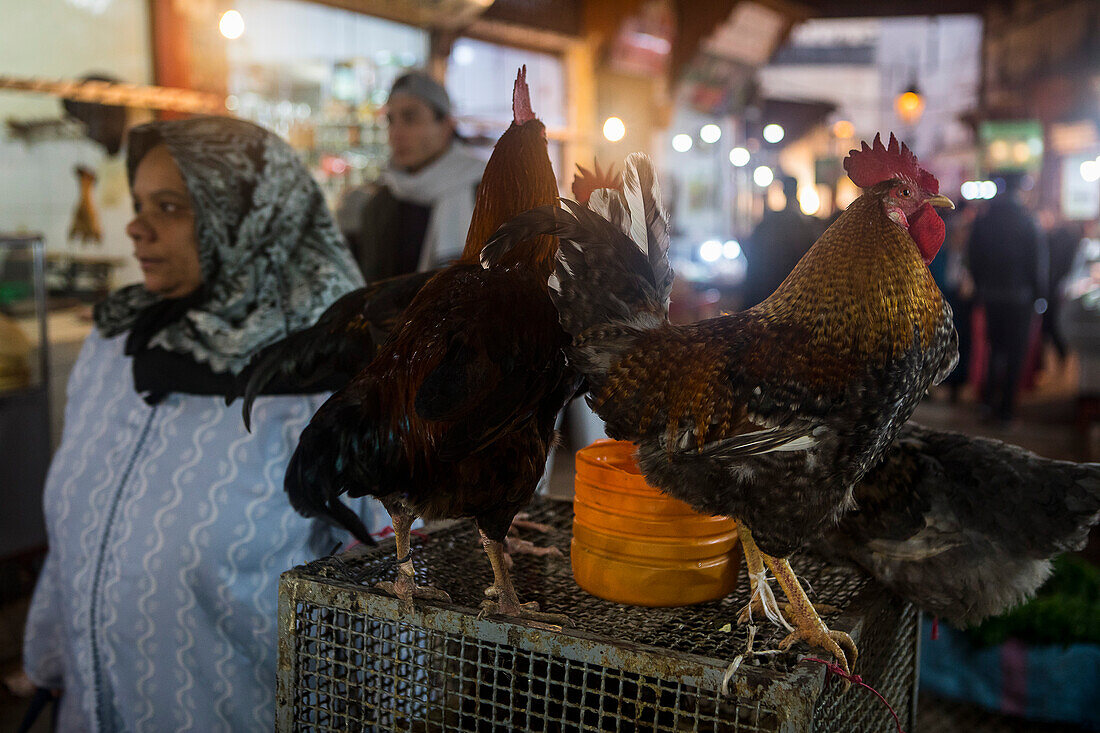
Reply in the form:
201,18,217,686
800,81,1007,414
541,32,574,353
302,0,494,30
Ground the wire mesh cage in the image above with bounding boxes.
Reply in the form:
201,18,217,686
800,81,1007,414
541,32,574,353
277,499,919,732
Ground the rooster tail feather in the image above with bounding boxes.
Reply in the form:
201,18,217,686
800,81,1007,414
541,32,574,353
620,152,673,298
238,329,343,430
285,396,377,547
553,153,671,381
236,284,392,430
482,153,671,382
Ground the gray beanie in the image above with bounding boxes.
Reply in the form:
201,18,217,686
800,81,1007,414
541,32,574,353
388,71,452,117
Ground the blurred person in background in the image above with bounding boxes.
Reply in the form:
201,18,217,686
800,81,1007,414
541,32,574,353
930,199,976,402
741,175,817,308
968,172,1048,423
338,70,485,281
1043,217,1087,369
21,117,381,731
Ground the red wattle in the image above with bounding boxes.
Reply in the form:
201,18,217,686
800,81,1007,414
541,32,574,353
907,202,945,264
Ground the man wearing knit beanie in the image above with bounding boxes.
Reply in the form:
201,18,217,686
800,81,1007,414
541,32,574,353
340,70,485,281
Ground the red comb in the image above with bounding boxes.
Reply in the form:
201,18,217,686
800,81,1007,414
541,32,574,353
512,65,535,125
844,133,938,194
572,159,622,204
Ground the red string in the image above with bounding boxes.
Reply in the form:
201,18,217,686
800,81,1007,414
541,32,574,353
802,658,905,733
931,616,940,641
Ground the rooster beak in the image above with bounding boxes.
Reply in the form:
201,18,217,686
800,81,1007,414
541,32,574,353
928,194,954,210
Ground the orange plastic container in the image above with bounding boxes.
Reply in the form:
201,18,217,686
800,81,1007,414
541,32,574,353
571,440,741,607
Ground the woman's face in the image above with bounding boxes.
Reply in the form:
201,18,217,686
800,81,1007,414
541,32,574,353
126,144,202,299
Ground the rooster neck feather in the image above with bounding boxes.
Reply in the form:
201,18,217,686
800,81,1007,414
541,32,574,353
755,193,946,361
458,121,559,283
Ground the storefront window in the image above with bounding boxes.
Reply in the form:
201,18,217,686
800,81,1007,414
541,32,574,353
226,0,428,205
447,37,567,185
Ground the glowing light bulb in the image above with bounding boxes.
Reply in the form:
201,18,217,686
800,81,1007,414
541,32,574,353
753,165,774,187
894,91,924,124
722,240,741,259
219,9,244,39
700,124,721,144
603,117,626,142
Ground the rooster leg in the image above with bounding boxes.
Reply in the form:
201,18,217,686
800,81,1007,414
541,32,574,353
736,527,839,623
762,554,858,676
736,525,791,629
477,530,573,627
375,510,451,604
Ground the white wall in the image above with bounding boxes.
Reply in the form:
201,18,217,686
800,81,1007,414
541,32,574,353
0,0,153,287
758,14,982,160
757,63,883,139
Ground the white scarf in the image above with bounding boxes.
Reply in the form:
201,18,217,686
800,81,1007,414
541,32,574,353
380,143,486,270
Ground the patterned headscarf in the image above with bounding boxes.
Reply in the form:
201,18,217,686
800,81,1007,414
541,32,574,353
94,116,364,375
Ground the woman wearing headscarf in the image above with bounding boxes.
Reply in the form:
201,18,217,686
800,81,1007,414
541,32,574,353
22,117,380,731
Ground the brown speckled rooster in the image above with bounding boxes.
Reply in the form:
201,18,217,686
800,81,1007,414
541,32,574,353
490,138,956,671
285,68,577,624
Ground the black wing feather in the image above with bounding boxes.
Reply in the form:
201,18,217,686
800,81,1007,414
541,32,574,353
235,269,438,429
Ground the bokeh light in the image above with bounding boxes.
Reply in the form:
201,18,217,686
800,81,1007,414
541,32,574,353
603,117,626,142
219,10,244,39
672,134,693,153
700,240,722,262
832,120,855,139
798,186,821,215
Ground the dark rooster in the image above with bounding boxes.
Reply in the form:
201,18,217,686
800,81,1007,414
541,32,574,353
489,138,956,672
235,68,558,430
237,159,618,427
285,68,575,623
819,423,1100,626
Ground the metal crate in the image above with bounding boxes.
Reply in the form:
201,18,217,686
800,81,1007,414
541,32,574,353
278,499,919,732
